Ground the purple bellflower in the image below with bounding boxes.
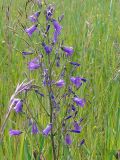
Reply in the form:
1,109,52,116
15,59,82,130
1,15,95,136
42,124,52,136
71,105,76,112
62,46,74,56
9,129,22,136
80,139,85,146
31,123,38,134
29,11,40,22
22,51,34,56
73,97,86,107
70,62,80,67
25,25,37,37
28,57,41,70
46,24,50,33
65,134,72,145
52,19,62,34
65,115,72,120
13,99,23,113
73,121,81,132
53,30,58,44
55,79,65,88
42,42,52,54
46,5,55,20
70,77,86,88
70,130,81,133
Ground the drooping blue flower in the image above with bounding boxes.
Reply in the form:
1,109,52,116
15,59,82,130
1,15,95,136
52,19,62,34
73,121,81,132
46,24,50,33
28,57,41,70
42,42,52,54
70,130,81,133
9,129,22,136
73,97,86,107
22,51,34,56
42,124,52,136
46,5,55,20
65,115,72,120
62,46,74,56
70,62,80,67
25,25,37,37
70,77,86,88
28,11,40,22
80,139,85,146
55,79,65,88
31,123,38,134
13,99,23,113
53,30,58,44
71,105,76,111
65,134,72,145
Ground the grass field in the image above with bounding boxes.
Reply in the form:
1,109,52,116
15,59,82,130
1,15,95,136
0,0,120,159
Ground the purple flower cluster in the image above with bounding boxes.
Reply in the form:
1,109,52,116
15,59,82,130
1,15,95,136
6,3,86,159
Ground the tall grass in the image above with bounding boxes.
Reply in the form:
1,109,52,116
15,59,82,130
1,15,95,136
0,0,120,159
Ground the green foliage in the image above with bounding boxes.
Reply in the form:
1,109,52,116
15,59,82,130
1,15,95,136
0,0,120,159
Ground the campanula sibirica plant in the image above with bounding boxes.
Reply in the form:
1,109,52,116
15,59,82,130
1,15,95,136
1,1,86,159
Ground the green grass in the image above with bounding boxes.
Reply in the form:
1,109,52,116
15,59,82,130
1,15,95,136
0,0,120,159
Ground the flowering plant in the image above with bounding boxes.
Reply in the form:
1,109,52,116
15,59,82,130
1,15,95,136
1,1,86,159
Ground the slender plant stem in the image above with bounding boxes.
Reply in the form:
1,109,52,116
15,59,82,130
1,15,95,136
49,95,56,160
47,54,57,160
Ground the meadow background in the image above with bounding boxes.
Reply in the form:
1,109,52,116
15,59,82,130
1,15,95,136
0,0,120,159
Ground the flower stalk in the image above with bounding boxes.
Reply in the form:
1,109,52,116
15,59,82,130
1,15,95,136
1,1,86,159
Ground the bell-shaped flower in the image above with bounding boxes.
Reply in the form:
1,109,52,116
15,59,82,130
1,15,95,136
31,123,38,134
73,97,85,107
70,77,86,88
62,46,74,56
28,57,41,70
13,99,23,113
46,5,55,20
52,19,62,34
65,134,72,145
70,62,80,67
73,121,81,133
22,51,34,56
9,129,22,136
28,11,40,22
42,124,52,136
53,30,58,44
25,25,37,37
55,79,65,88
42,42,52,54
80,139,85,146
